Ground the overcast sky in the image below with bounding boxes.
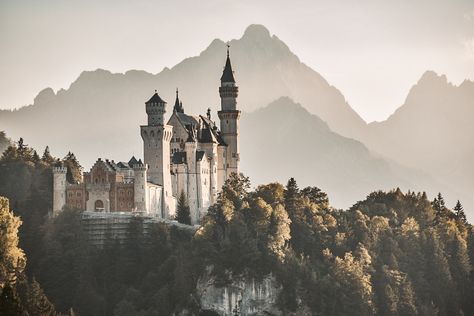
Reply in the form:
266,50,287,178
1,0,473,122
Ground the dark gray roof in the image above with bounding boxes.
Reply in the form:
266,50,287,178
117,162,131,169
196,151,206,161
146,92,166,104
172,152,187,164
221,55,235,83
128,156,138,166
199,115,227,146
175,112,199,126
105,159,118,171
173,89,184,113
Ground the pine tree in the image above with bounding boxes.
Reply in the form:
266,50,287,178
284,178,299,213
176,191,191,225
41,146,55,165
62,152,83,183
16,138,33,161
454,200,466,223
26,278,56,315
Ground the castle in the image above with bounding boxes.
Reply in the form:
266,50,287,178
52,48,240,225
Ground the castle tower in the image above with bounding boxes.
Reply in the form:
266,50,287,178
218,46,241,179
133,163,148,213
141,91,174,218
52,166,67,216
185,134,199,224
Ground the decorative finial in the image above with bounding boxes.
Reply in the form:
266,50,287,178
226,42,230,57
176,87,178,96
207,108,211,120
154,89,157,93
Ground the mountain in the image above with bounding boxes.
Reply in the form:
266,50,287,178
360,71,474,214
0,24,365,161
240,97,440,209
0,25,471,213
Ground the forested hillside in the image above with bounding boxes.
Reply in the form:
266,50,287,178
0,140,472,315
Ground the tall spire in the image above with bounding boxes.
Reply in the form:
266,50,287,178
221,43,235,83
173,88,184,113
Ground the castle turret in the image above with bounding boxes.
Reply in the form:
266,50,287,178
141,91,174,218
52,166,67,216
173,88,184,113
218,46,241,179
133,163,148,213
185,131,199,224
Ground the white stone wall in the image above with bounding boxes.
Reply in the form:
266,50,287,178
199,142,218,204
196,158,211,221
52,167,67,215
168,114,190,154
133,165,148,213
146,182,162,217
217,145,227,189
185,141,199,224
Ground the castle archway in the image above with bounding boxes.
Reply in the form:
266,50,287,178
94,200,104,211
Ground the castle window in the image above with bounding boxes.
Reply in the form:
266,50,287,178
77,192,81,197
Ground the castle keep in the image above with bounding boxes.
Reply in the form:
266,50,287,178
53,49,240,225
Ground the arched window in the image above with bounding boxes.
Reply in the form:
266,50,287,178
94,200,104,211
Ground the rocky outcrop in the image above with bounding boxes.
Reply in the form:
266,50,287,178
196,270,282,316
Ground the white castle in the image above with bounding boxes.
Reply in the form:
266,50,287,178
52,49,240,224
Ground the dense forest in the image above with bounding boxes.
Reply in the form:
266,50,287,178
0,138,473,315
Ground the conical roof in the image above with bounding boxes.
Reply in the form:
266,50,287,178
220,50,235,83
146,91,166,104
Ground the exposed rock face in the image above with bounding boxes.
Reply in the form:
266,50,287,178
197,272,282,316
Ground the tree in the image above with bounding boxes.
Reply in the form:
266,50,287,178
432,192,446,213
176,191,191,225
62,152,82,184
26,278,56,315
284,178,299,213
0,197,26,287
41,146,55,165
301,186,329,209
454,200,467,223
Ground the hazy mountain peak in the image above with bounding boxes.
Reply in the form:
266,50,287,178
417,70,448,86
33,87,56,106
242,24,271,41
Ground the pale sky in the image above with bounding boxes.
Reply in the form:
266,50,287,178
1,0,473,122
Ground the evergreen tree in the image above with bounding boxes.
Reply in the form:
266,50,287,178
62,152,83,184
176,191,191,225
26,278,56,315
284,178,299,212
454,200,467,223
41,146,55,165
432,192,446,212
